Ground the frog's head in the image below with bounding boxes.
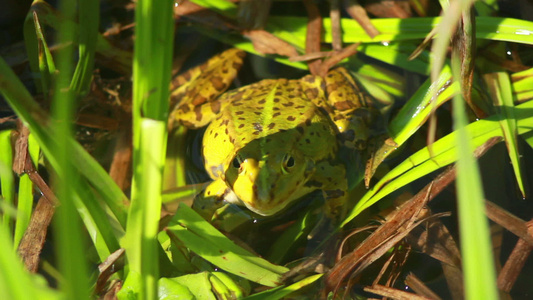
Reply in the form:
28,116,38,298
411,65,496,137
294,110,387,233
224,137,316,216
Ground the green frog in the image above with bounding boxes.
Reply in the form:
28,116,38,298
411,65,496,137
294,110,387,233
170,48,379,224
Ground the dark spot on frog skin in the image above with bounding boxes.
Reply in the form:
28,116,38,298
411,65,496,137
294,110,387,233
194,106,203,121
210,76,227,92
334,100,356,111
254,112,261,115
325,189,345,199
214,133,218,138
295,105,305,109
305,180,323,188
296,127,304,135
238,124,245,128
305,139,311,144
273,107,280,111
287,116,296,121
258,99,266,104
179,105,190,113
210,101,221,114
235,111,244,115
305,119,312,126
274,98,280,103
275,91,283,96
282,102,294,107
273,112,281,118
268,123,276,130
305,88,319,99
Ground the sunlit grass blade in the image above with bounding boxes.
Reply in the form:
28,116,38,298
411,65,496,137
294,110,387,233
484,72,526,197
0,225,59,300
0,130,15,233
241,274,322,300
51,0,91,297
451,59,498,300
512,67,533,103
341,98,533,227
166,204,288,287
358,42,432,75
123,0,175,298
70,0,99,96
389,65,457,145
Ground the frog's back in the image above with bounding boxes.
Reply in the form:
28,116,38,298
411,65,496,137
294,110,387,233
203,79,338,178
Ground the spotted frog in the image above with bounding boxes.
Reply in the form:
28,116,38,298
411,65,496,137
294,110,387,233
170,49,379,223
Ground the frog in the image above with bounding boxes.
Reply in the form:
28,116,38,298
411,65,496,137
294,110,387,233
169,48,380,225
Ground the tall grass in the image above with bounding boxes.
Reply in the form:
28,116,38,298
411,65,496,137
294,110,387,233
0,0,532,299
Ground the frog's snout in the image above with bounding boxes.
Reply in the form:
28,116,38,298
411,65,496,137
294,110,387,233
232,158,278,215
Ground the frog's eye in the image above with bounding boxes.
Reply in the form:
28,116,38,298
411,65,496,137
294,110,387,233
281,154,295,173
232,155,242,169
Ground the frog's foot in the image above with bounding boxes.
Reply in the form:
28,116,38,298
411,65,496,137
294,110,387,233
170,48,246,129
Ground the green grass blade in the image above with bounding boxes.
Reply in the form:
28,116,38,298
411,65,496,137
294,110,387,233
389,65,457,145
0,56,128,228
124,0,175,298
341,98,533,227
0,225,59,300
51,0,90,297
241,274,322,300
358,42,432,75
23,7,57,96
12,134,40,249
484,72,526,197
451,59,498,300
29,1,132,75
166,204,288,287
13,174,33,249
70,0,99,96
0,130,14,233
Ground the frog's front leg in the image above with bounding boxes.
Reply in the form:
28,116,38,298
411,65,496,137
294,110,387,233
311,161,348,226
191,178,228,220
192,178,253,230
